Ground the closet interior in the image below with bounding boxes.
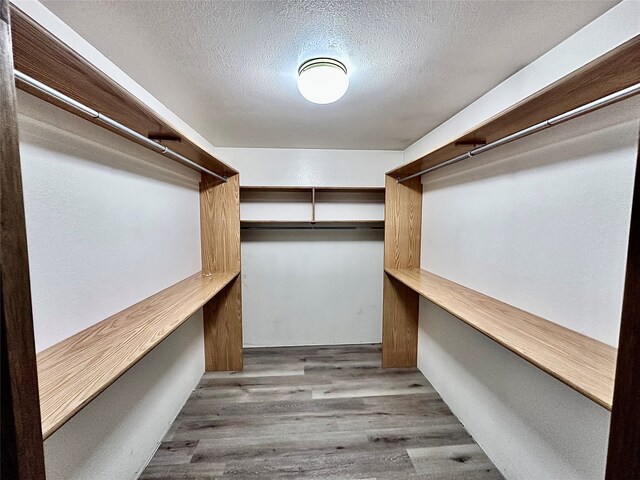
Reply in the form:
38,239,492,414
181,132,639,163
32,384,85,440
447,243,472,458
2,1,640,480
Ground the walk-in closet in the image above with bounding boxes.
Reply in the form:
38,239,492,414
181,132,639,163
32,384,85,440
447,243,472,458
2,1,639,479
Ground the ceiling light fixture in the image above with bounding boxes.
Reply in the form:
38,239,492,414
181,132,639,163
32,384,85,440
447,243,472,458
297,58,349,104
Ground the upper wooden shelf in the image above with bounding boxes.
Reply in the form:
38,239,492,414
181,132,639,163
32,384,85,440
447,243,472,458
385,267,617,410
240,186,385,228
36,270,239,440
241,220,384,229
389,35,640,179
9,6,237,181
240,186,384,194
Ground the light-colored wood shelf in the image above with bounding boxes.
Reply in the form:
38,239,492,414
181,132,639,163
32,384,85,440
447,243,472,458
36,270,239,440
240,186,384,194
240,186,385,229
388,35,640,180
385,267,617,409
10,6,237,181
241,220,384,229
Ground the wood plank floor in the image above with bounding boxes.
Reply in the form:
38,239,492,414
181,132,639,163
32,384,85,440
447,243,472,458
140,344,503,479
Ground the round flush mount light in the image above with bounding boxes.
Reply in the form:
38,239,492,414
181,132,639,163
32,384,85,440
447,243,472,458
297,58,349,104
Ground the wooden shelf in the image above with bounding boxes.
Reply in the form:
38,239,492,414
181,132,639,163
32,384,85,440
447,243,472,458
9,6,237,181
36,270,239,440
240,185,385,228
240,186,384,194
385,267,617,410
389,35,640,179
241,220,384,229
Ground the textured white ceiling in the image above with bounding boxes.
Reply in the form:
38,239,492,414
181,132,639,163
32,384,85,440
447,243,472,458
41,0,618,150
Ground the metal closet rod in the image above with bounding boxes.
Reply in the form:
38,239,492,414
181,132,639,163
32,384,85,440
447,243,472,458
241,226,384,231
14,70,227,183
397,82,640,183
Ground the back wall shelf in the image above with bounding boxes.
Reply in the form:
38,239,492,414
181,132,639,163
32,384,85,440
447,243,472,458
240,186,385,230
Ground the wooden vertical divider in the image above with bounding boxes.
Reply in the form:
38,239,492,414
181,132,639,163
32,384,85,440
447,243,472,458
605,129,640,479
201,174,241,274
0,1,46,476
382,174,422,367
200,173,243,371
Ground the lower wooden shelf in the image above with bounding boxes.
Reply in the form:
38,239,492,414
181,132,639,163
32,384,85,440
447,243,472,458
241,220,384,230
385,267,617,410
36,270,239,440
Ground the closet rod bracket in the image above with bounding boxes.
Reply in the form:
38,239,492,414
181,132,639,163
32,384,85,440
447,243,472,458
397,82,640,183
13,69,228,183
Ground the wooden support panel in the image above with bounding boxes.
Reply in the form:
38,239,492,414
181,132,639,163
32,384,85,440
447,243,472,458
383,175,422,269
386,267,617,409
200,173,243,371
382,274,419,368
382,174,422,367
203,275,243,371
1,1,45,475
37,271,239,439
201,174,241,273
9,6,237,179
605,129,640,478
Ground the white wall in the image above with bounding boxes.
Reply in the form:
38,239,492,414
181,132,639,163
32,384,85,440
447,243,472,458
422,100,638,348
42,313,204,480
18,91,205,479
242,229,384,346
220,147,401,187
19,93,202,352
420,99,638,480
218,147,401,347
405,2,640,479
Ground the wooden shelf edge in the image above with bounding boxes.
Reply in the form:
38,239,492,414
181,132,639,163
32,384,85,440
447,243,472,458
388,35,640,179
385,267,617,410
10,6,238,180
241,186,384,193
241,220,384,229
36,270,239,440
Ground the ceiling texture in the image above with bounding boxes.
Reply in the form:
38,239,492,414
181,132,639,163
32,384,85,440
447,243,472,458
42,0,618,150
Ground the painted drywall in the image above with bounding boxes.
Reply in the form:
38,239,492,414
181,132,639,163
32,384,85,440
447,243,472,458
18,90,204,479
422,100,638,348
218,147,401,187
419,98,638,480
405,2,640,479
417,299,613,480
19,92,202,352
42,313,204,480
242,229,384,347
219,147,401,347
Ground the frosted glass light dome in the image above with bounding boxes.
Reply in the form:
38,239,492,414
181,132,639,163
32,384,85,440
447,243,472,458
297,58,349,104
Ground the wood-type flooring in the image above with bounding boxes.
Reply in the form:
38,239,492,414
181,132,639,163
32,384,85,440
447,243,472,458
141,344,502,479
